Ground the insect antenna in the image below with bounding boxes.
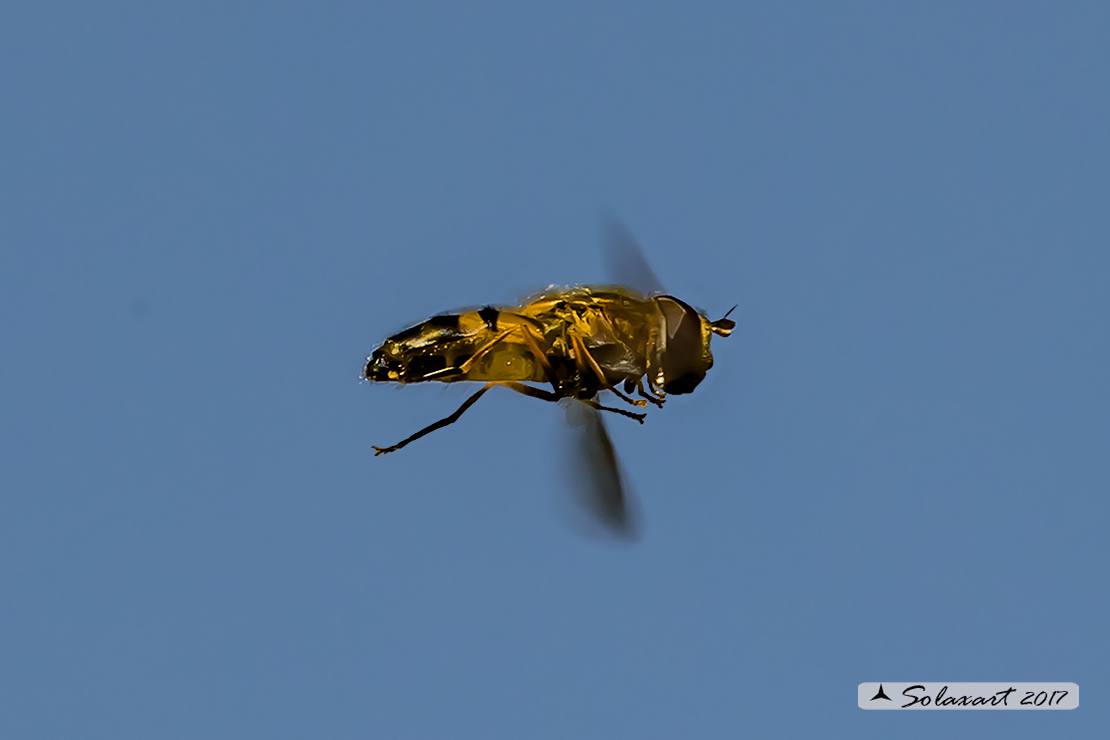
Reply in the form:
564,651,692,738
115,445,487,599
710,304,737,336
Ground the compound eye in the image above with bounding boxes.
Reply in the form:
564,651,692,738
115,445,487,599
656,296,709,395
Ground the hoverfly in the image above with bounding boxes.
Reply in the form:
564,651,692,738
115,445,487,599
364,221,734,535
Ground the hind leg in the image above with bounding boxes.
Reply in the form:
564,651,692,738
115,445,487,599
373,383,494,455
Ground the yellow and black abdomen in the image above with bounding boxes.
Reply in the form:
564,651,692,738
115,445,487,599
365,306,550,385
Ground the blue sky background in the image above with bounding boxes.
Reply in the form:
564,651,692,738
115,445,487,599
3,2,1108,738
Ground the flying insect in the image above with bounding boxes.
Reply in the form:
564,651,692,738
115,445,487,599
364,222,734,534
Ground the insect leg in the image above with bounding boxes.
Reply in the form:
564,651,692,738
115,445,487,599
569,333,610,387
457,327,518,374
512,326,559,390
372,383,494,456
633,379,665,408
586,401,646,424
502,381,644,423
607,386,648,409
565,335,650,418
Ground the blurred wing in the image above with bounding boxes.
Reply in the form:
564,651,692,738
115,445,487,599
601,214,666,297
565,400,639,538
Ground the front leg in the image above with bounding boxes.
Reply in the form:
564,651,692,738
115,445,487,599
623,378,665,408
503,382,645,424
607,385,648,409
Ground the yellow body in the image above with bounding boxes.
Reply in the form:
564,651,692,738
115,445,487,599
364,225,737,534
364,282,735,533
365,286,732,398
